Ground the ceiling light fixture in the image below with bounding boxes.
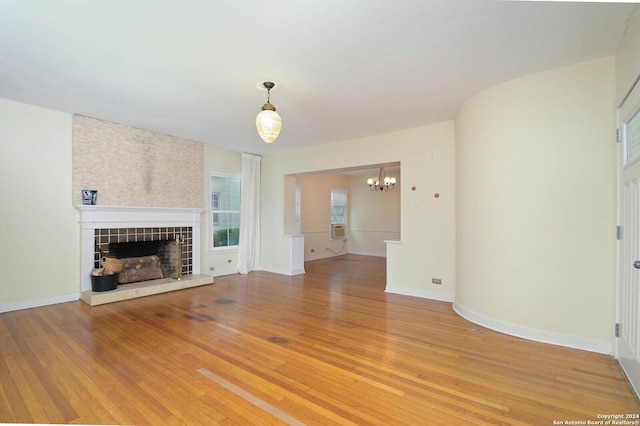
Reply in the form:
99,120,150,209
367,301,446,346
256,81,281,143
367,167,396,192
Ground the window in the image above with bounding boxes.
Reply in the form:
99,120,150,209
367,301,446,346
331,189,347,225
627,108,640,164
209,172,241,249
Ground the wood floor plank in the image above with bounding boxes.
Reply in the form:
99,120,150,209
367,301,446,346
0,357,34,423
0,254,637,424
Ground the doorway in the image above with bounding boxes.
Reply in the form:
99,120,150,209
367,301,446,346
284,163,401,263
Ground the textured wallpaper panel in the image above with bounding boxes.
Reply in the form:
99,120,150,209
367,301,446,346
73,116,203,208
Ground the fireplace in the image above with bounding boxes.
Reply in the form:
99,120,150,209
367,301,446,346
77,205,208,298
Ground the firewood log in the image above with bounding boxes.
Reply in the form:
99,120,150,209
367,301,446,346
101,256,124,275
117,255,163,284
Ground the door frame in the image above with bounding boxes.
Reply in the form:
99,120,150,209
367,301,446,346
615,76,640,397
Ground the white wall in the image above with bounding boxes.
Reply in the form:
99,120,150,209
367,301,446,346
261,121,456,300
616,5,640,104
201,146,242,276
455,57,617,352
0,99,79,311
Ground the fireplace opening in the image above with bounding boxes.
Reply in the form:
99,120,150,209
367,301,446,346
108,239,183,281
94,227,193,284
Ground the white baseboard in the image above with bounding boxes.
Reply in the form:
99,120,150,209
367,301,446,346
453,301,613,355
0,293,80,313
385,286,454,302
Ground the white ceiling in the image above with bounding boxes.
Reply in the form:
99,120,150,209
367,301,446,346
0,1,635,155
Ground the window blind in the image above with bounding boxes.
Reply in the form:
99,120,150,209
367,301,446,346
627,108,640,163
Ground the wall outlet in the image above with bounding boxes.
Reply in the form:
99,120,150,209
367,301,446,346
432,278,442,285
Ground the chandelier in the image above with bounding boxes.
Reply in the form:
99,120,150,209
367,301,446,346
255,81,282,143
367,167,396,192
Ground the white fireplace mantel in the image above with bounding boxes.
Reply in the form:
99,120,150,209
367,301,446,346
77,205,203,229
76,205,204,292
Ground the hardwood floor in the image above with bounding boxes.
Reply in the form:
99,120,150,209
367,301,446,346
1,254,637,425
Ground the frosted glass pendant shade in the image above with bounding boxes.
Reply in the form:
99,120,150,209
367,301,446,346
256,108,282,143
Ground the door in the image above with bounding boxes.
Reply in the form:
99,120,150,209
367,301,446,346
617,81,640,396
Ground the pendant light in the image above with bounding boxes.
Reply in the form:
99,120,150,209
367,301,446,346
256,81,282,143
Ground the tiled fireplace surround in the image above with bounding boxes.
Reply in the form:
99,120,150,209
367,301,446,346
77,205,211,304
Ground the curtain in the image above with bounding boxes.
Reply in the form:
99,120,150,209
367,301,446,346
237,153,261,274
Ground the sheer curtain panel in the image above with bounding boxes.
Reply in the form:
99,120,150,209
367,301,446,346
237,153,261,274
